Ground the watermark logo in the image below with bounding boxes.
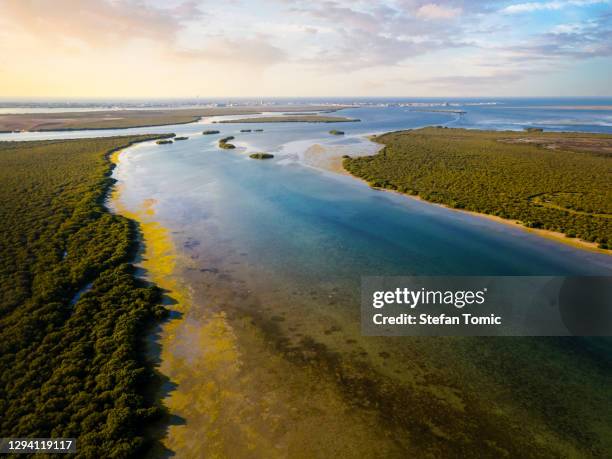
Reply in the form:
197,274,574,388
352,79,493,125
361,276,612,337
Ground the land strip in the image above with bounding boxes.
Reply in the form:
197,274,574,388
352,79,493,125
0,106,354,132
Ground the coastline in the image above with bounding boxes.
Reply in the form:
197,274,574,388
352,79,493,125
110,145,193,456
310,135,610,256
388,185,608,254
343,165,609,255
111,142,271,457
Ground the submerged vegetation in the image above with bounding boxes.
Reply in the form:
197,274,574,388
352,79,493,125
0,135,172,456
329,130,345,135
219,136,236,149
249,153,274,159
240,129,252,132
344,127,612,248
202,130,220,135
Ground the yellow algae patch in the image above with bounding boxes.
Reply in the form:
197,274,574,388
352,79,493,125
110,149,122,165
142,198,158,216
110,151,183,304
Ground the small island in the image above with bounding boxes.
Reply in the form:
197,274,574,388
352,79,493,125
202,130,220,135
254,129,264,132
174,136,188,141
156,139,173,145
329,130,345,135
240,129,252,132
219,136,236,149
249,153,274,160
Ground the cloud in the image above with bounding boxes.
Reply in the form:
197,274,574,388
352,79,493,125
290,1,390,34
504,14,612,60
176,36,288,67
0,0,200,46
283,1,472,70
502,0,608,14
416,3,462,20
0,0,288,69
410,71,526,87
1,0,610,96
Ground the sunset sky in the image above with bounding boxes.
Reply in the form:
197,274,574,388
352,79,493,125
0,0,611,98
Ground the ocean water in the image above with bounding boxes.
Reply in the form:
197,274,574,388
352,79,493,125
3,98,612,456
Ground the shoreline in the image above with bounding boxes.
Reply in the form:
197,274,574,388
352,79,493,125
388,186,608,254
310,136,610,256
110,143,193,456
111,141,268,457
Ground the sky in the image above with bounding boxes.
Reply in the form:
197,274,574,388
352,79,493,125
0,0,611,98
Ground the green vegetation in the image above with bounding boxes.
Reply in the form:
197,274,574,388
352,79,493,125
174,136,188,141
525,127,544,132
344,127,612,248
0,135,172,456
202,130,220,135
249,153,274,159
219,115,360,124
329,130,345,135
219,136,236,150
156,139,173,145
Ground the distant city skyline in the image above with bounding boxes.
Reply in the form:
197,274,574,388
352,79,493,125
1,0,611,97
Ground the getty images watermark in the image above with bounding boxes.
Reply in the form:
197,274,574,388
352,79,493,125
361,276,612,336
